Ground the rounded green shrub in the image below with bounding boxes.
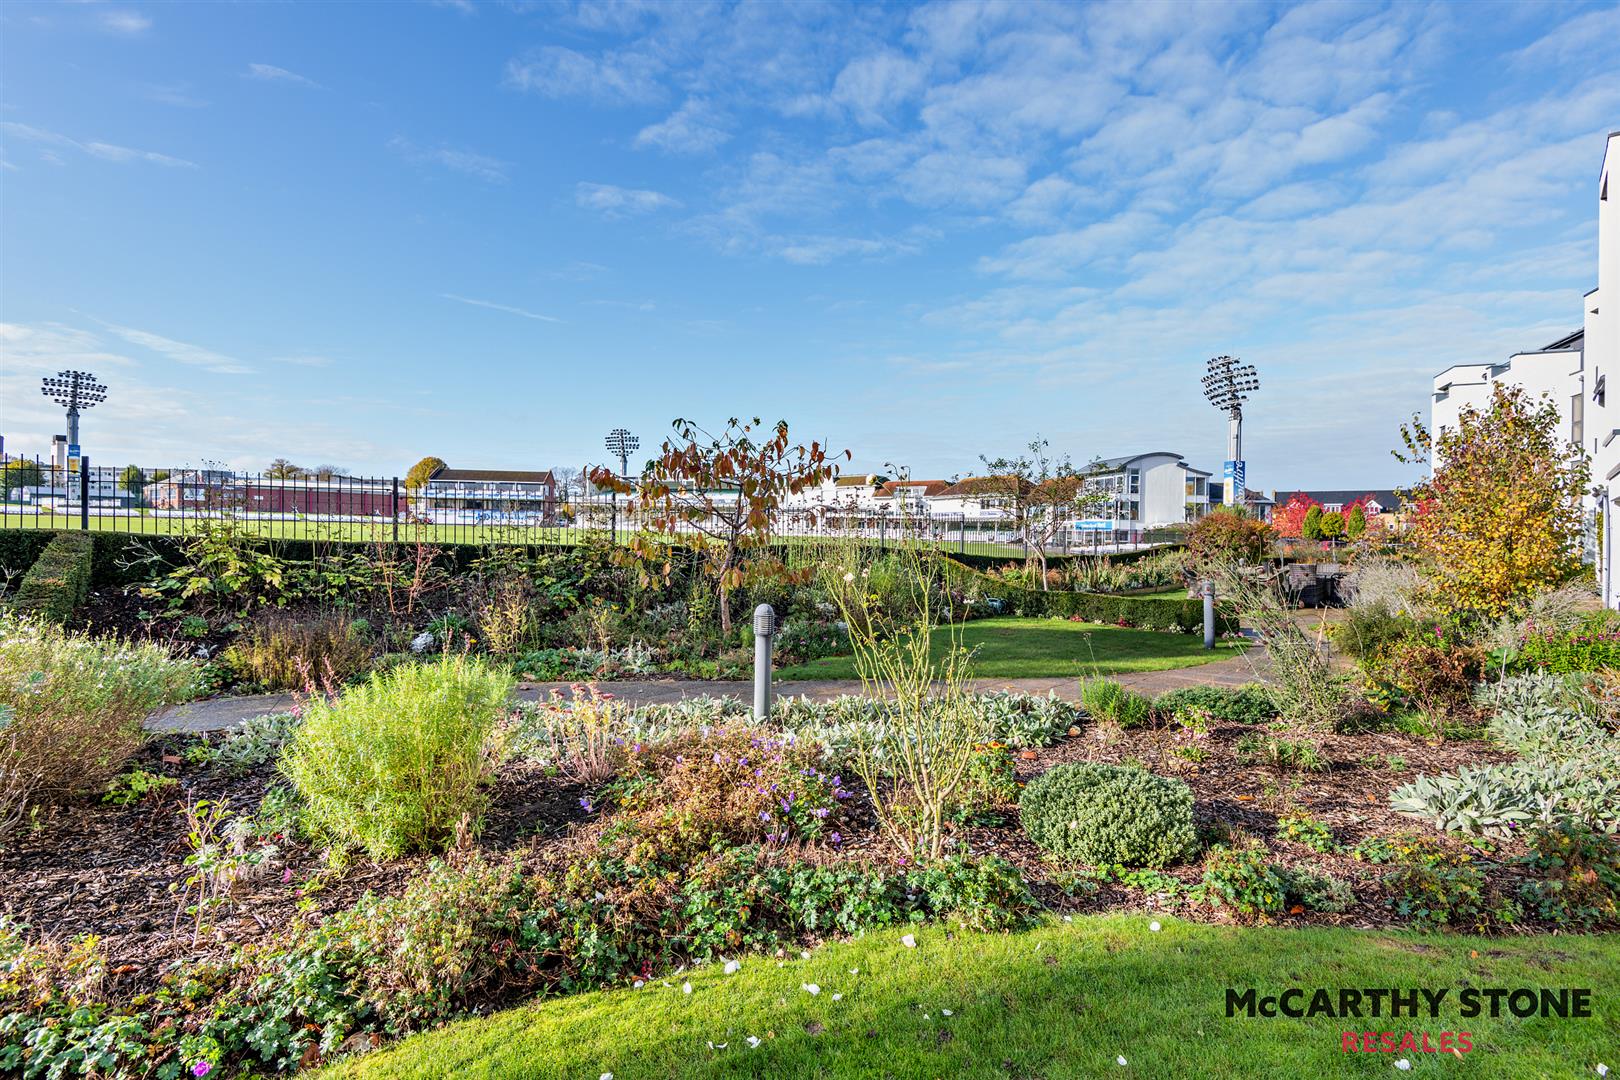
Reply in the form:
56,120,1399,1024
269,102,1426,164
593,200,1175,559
279,655,513,858
1019,762,1196,867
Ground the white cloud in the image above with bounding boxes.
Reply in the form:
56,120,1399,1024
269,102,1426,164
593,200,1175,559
244,63,320,89
634,98,730,154
504,45,664,104
0,322,138,372
0,122,195,168
575,181,680,217
98,322,252,374
441,294,561,322
99,10,151,35
388,137,508,182
143,84,208,108
831,51,926,124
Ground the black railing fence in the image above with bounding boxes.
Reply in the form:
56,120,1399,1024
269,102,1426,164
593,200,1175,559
0,458,1181,556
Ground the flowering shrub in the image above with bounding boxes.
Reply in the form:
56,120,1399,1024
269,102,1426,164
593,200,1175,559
610,726,848,857
1511,623,1620,674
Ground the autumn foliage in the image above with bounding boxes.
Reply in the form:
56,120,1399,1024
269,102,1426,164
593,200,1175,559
591,418,848,635
1396,384,1589,618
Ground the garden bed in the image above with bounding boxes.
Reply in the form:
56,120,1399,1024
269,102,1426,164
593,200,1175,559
0,693,1535,1006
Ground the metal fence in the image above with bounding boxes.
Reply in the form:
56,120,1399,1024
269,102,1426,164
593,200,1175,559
0,458,1181,557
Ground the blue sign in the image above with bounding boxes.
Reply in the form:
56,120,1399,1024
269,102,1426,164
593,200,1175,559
1073,519,1113,531
1222,459,1246,493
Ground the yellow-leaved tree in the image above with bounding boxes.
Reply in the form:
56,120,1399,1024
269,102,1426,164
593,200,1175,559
1395,384,1589,618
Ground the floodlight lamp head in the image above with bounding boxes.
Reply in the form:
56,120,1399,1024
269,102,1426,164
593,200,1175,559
41,370,108,411
1201,355,1258,415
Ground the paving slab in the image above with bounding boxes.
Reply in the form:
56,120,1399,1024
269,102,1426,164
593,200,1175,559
145,652,1266,734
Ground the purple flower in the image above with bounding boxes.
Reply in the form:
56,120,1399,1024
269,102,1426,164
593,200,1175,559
192,1065,212,1079
813,807,830,819
714,753,724,764
829,832,842,845
759,810,773,822
675,755,684,764
579,797,593,812
836,790,852,800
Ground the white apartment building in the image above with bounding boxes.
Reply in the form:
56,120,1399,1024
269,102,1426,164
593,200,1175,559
1429,131,1620,607
1588,132,1620,608
1080,452,1212,536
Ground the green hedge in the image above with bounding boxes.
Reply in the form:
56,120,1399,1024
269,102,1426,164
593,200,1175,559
8,532,95,623
0,529,54,579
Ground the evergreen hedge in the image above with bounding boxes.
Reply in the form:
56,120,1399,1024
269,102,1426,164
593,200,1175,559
8,532,95,623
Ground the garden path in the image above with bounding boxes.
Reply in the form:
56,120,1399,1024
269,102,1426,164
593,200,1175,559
145,651,1265,734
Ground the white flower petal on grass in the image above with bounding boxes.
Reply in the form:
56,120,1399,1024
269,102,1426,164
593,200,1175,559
747,1036,761,1049
600,1074,613,1080
707,1042,726,1050
800,950,811,959
1064,915,1073,922
802,983,821,995
1394,1061,1411,1072
1117,1056,1128,1066
901,935,916,948
850,967,860,974
941,1008,953,1016
724,960,740,975
1598,1066,1610,1078
633,980,644,989
1149,921,1161,932
831,993,843,1001
682,982,693,995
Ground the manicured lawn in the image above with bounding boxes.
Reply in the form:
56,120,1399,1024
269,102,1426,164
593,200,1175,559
322,915,1619,1079
776,616,1247,680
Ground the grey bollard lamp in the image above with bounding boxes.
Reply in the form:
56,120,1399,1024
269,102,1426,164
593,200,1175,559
753,603,777,721
1202,580,1216,650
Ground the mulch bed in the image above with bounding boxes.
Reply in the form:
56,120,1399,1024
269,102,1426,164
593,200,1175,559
1,716,1535,1005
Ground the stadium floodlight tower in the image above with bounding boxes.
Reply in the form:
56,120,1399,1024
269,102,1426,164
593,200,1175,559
1201,355,1259,508
604,427,639,481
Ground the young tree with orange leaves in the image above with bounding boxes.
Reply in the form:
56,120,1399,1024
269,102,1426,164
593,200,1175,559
1395,384,1589,618
591,417,848,636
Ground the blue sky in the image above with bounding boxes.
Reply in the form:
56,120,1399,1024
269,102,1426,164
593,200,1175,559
2,0,1617,490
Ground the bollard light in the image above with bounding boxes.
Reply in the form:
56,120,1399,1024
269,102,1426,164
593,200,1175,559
753,603,777,721
1202,580,1216,650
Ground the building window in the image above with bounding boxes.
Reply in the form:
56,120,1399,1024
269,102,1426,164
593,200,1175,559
1573,392,1585,446
1128,469,1140,495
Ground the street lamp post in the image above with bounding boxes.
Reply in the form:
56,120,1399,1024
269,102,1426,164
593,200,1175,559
1201,356,1259,508
41,370,108,519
